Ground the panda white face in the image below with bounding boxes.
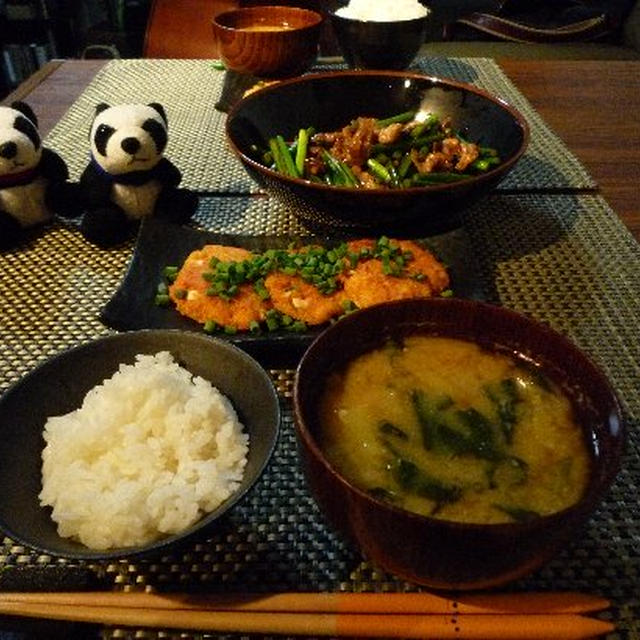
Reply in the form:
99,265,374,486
90,103,169,176
0,105,43,178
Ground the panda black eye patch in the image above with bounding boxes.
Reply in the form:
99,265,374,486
14,116,40,151
142,119,168,154
94,123,115,156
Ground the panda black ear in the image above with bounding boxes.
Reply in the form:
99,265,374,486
94,103,110,116
148,103,168,126
11,101,38,127
90,104,111,139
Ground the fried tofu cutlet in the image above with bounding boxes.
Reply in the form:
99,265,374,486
166,238,450,331
169,245,270,330
398,239,450,292
341,239,450,309
265,272,347,325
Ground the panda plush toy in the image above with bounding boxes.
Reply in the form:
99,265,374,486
0,101,77,250
79,102,198,248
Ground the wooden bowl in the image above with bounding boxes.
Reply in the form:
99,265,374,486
212,5,324,78
293,298,625,589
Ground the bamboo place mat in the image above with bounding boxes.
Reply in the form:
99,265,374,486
43,57,595,195
0,191,638,638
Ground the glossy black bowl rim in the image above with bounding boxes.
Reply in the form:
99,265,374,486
0,329,281,561
226,70,530,194
212,5,324,31
293,298,625,534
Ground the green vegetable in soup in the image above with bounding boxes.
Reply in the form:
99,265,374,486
412,391,502,460
454,407,502,461
484,378,521,444
379,420,409,440
368,487,398,502
487,455,529,489
411,390,453,451
392,458,462,510
493,504,541,523
380,439,462,511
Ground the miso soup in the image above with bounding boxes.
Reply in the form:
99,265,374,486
319,336,591,524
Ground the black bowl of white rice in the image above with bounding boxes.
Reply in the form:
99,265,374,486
0,330,280,560
331,0,431,70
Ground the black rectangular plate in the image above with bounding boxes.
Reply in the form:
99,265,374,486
100,218,486,368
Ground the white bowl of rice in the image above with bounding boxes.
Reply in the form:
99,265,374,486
0,330,280,560
331,0,431,70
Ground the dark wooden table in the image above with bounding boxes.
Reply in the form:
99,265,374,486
4,58,640,243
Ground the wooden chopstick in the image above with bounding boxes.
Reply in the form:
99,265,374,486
0,590,611,614
0,602,615,638
0,591,614,638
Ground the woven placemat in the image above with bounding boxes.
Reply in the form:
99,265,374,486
43,57,595,195
1,193,638,639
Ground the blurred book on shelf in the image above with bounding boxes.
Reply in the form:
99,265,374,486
5,0,38,19
0,0,151,96
1,41,53,86
1,0,57,95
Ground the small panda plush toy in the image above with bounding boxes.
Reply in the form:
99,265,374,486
0,101,77,250
79,102,198,248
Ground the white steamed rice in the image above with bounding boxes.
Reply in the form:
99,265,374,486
39,351,249,550
335,0,429,22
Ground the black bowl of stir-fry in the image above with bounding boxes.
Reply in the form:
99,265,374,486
226,71,529,235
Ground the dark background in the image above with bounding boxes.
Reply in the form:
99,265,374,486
0,0,152,98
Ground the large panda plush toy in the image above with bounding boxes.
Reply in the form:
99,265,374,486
0,101,77,250
79,102,198,248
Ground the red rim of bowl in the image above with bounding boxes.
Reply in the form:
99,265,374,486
212,5,324,33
